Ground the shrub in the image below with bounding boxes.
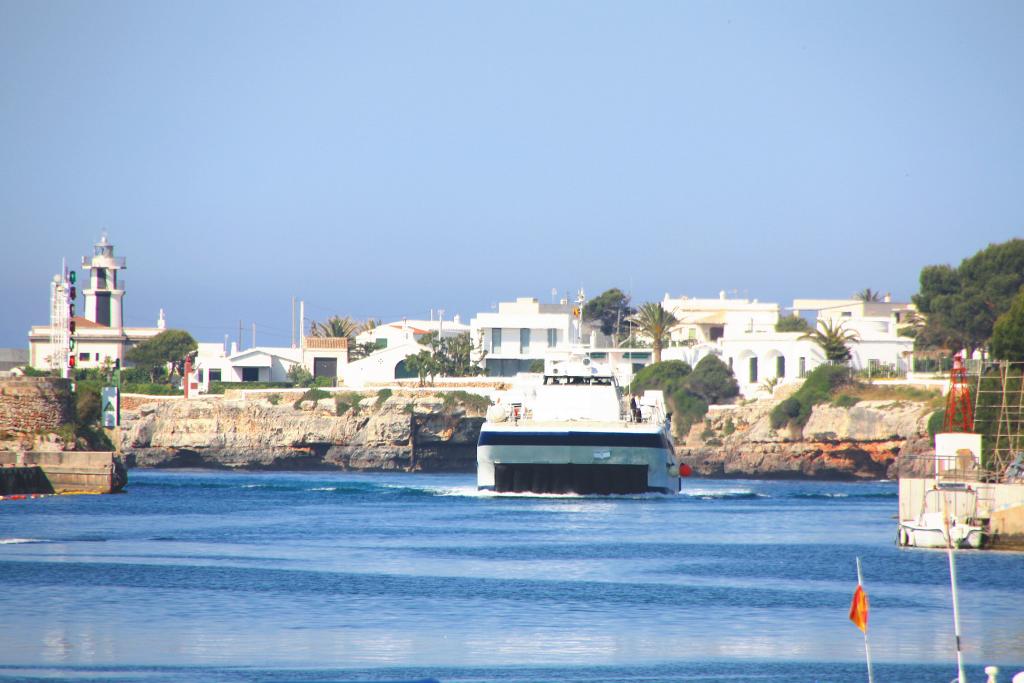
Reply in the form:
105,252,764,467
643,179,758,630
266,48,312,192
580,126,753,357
669,392,708,440
208,381,293,395
832,394,860,408
293,388,330,410
287,365,314,387
700,427,715,440
333,391,363,416
769,364,851,429
770,397,801,429
441,390,492,414
268,394,280,405
927,409,946,438
376,388,393,403
121,382,181,395
685,355,740,405
723,418,735,436
527,359,545,373
630,360,692,395
775,315,811,333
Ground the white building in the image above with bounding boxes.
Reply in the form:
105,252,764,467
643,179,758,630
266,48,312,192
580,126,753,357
188,337,348,391
470,297,581,377
355,316,470,351
660,292,915,398
28,235,167,371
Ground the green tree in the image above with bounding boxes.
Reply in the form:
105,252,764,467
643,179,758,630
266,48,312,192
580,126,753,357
403,349,439,386
990,290,1024,362
913,239,1024,354
854,288,883,302
686,355,740,404
583,288,636,340
630,360,692,396
775,315,811,333
801,319,860,363
633,302,679,363
126,330,198,382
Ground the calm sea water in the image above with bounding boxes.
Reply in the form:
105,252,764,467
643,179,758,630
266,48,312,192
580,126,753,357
1,470,1022,683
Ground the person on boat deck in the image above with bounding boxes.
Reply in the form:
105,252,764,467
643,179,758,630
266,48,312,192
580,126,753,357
629,396,641,423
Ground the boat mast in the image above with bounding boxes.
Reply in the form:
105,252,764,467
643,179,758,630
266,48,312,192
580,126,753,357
943,493,968,683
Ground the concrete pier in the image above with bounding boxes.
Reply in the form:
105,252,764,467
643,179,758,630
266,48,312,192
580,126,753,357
0,451,126,494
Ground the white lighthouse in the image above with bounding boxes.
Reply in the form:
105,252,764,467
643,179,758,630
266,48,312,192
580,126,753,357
28,234,167,371
81,232,126,330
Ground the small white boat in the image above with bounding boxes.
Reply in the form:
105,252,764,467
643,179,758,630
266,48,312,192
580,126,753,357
898,486,984,549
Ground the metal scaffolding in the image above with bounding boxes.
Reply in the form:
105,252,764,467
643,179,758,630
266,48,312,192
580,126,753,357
970,360,1024,480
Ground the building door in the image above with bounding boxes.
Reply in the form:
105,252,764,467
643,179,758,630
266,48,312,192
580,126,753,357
313,357,337,379
749,356,758,384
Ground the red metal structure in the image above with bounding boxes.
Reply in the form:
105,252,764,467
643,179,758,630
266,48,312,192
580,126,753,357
943,353,974,432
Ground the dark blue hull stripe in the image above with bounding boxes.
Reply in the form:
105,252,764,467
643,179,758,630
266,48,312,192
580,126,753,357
478,430,672,450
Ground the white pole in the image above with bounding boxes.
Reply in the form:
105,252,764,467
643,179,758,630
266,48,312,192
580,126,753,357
856,557,875,683
943,493,968,683
299,300,305,348
291,296,296,348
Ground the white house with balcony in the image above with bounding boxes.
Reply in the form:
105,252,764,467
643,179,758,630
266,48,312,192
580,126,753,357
470,297,579,377
659,292,915,398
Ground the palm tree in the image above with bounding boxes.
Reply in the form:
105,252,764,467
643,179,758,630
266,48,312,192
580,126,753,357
633,302,680,363
801,319,861,362
308,316,359,341
854,288,882,302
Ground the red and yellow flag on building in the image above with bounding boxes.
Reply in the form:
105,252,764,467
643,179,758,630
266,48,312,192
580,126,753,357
849,584,869,633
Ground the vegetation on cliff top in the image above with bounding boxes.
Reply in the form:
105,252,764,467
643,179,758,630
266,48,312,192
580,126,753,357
630,357,740,438
771,365,943,431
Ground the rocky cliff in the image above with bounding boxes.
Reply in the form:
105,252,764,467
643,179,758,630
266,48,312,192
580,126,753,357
118,391,486,471
118,387,936,479
680,398,935,479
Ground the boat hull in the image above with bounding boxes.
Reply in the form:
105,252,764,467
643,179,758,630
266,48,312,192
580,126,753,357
897,522,984,549
477,426,679,494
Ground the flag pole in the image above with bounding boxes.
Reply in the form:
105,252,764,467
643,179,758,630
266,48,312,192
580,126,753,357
856,557,875,683
942,493,968,683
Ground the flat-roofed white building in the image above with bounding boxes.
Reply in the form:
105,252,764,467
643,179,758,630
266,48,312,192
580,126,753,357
188,337,348,391
470,297,580,377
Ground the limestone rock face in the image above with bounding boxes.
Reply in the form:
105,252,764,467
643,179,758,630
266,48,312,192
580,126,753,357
680,398,935,480
118,392,486,471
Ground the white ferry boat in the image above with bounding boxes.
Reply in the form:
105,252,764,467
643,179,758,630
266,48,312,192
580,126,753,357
476,353,681,495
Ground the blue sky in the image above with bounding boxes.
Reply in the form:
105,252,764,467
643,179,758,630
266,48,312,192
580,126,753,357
2,1,1022,349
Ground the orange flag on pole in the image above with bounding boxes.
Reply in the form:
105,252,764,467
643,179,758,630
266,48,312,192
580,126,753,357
849,584,869,633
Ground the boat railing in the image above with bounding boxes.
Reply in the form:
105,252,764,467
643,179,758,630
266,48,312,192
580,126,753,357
897,453,983,482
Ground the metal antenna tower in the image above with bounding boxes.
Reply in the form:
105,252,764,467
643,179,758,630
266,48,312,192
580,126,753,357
48,262,70,378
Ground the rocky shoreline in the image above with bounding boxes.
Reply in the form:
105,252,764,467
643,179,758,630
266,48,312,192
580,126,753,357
678,396,934,480
118,391,485,472
116,390,935,479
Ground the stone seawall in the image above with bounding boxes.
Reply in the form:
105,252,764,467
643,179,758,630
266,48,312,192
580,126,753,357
119,391,486,471
0,377,72,436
